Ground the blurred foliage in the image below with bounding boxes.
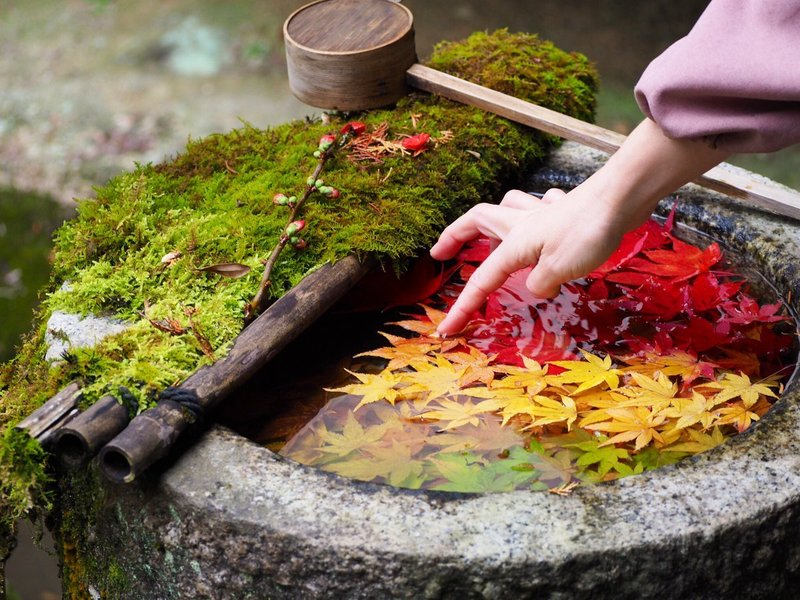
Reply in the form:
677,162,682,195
0,189,68,362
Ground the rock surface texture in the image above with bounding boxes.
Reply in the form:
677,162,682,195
58,144,800,599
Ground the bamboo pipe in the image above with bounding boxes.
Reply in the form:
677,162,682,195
52,395,131,467
97,255,371,483
15,381,82,445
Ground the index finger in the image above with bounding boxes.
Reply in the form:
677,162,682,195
437,242,527,335
430,204,517,261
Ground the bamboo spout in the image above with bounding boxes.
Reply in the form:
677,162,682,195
97,255,372,483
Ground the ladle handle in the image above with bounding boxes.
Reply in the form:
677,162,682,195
406,63,800,221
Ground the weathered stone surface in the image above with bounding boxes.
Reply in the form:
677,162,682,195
44,310,130,362
61,144,800,598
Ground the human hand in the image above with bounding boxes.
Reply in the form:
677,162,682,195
430,187,626,335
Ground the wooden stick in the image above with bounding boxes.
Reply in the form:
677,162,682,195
407,64,800,221
97,255,372,483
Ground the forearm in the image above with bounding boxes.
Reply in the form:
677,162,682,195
579,118,731,235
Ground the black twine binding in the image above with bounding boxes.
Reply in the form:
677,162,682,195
117,386,141,418
158,386,204,424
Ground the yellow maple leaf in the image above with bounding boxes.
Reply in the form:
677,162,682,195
548,350,623,394
572,388,627,411
663,391,716,430
418,396,501,431
356,338,438,370
462,386,535,426
664,426,726,454
317,412,390,457
493,355,549,395
617,371,678,412
528,395,578,430
389,306,469,351
700,372,780,408
447,346,498,388
618,350,719,386
713,403,761,433
400,354,467,404
327,439,426,487
325,368,402,410
587,406,667,451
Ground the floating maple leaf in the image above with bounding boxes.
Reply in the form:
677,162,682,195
356,336,438,370
528,395,578,430
465,386,539,426
720,296,788,325
699,372,780,408
663,391,717,430
325,369,403,410
447,346,498,387
712,403,761,433
548,351,623,394
492,356,549,395
616,372,678,411
664,426,726,453
623,237,722,281
400,354,468,405
587,406,667,451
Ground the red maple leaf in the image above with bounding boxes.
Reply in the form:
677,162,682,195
688,273,743,314
625,237,723,281
720,296,788,325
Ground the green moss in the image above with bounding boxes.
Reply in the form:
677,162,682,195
0,29,597,546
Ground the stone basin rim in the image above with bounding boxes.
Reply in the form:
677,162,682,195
158,143,800,567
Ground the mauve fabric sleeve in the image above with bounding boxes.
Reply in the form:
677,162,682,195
635,0,800,153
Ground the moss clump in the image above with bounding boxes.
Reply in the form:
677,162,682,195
0,30,597,540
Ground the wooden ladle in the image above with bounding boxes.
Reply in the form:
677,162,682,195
284,0,800,220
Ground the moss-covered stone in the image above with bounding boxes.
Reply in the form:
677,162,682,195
0,29,598,572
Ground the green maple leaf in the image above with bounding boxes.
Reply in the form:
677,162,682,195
430,452,536,493
631,446,689,470
505,445,575,487
569,436,634,477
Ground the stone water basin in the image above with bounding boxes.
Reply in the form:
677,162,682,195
61,142,800,599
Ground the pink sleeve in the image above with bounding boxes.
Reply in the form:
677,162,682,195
635,0,800,153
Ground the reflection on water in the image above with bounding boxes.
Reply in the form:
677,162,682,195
222,220,797,493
